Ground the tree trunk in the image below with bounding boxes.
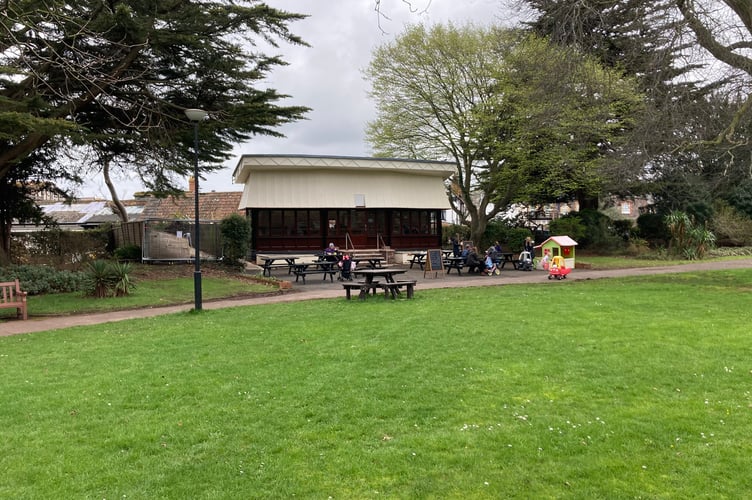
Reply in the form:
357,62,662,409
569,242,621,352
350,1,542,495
576,191,599,211
469,218,488,250
0,220,12,265
103,158,129,222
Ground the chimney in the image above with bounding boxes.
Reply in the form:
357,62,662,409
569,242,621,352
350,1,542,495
188,176,196,193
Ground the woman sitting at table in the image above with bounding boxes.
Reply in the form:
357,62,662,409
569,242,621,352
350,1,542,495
465,247,484,274
324,242,338,261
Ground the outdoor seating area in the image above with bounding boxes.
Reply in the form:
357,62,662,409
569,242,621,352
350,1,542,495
254,247,556,300
408,249,524,275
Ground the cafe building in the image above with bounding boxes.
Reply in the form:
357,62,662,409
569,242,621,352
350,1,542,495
232,155,455,254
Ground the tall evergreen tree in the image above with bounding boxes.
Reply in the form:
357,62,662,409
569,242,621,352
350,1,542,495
0,0,309,195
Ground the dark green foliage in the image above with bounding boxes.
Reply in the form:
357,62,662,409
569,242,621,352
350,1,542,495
219,214,251,265
84,260,135,298
0,150,72,262
636,213,668,247
482,221,532,252
612,219,634,241
727,179,752,219
365,25,642,245
441,224,470,248
110,261,135,297
0,0,310,248
0,265,87,295
578,209,615,248
664,211,716,259
113,245,142,261
1,1,310,184
521,1,752,219
548,215,587,244
86,260,112,298
10,228,109,267
709,202,752,247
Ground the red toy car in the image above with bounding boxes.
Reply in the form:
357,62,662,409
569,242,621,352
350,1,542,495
547,256,571,280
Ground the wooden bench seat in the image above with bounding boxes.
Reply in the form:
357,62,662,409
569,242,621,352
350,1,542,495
343,280,417,300
342,281,382,300
0,279,28,320
380,280,417,299
261,263,292,277
292,268,337,284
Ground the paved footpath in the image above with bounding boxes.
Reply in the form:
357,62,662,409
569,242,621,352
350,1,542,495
3,258,751,336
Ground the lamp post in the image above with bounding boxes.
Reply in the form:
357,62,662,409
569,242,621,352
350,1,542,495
185,108,209,310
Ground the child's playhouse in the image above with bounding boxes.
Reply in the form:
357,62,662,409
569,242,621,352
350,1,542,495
536,235,578,269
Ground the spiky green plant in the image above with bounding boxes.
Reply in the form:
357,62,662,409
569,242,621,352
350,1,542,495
85,260,113,298
110,261,135,297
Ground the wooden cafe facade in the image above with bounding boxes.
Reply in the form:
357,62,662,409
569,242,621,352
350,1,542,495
232,155,456,255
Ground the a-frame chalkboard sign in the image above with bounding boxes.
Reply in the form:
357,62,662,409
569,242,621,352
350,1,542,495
423,249,445,278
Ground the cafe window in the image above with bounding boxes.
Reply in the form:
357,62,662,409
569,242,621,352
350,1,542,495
392,210,405,235
295,210,308,235
270,210,283,236
256,211,270,237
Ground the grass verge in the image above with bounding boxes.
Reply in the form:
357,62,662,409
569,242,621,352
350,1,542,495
1,269,751,498
0,275,277,317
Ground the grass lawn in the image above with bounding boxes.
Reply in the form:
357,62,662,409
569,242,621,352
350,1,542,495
0,270,278,318
1,269,751,498
577,252,752,270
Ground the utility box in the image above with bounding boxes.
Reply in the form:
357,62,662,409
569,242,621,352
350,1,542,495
536,235,578,269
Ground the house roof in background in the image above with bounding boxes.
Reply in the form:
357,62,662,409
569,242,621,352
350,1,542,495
31,192,243,227
139,191,243,221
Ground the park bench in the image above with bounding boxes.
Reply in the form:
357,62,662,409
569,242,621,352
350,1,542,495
342,281,382,300
343,279,417,300
380,280,417,299
0,279,28,321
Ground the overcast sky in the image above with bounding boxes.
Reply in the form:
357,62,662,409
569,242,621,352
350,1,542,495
74,0,518,199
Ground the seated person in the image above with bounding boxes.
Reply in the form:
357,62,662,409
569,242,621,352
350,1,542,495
484,251,499,276
323,242,338,261
460,244,470,261
465,247,484,273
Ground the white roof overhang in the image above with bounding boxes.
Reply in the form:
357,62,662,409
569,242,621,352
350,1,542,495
232,155,456,209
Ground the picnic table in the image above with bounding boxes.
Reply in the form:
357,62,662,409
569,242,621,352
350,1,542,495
408,252,426,269
257,254,298,277
354,256,384,269
497,252,520,269
345,267,414,300
291,261,338,284
409,250,452,270
444,256,465,275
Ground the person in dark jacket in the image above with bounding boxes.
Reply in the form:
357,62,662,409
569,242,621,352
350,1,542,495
465,246,484,274
523,236,534,256
450,235,461,257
